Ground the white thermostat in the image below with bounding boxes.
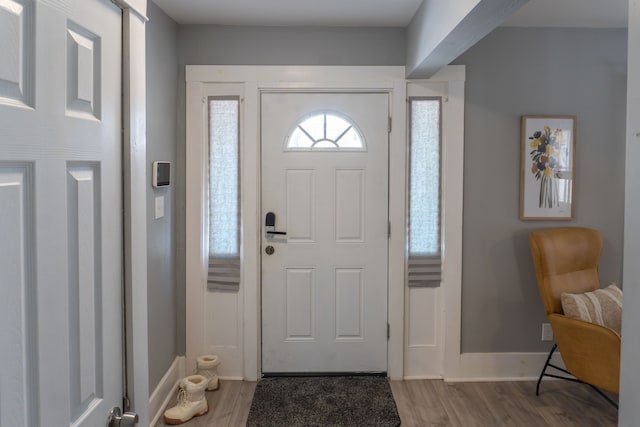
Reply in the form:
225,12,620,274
152,161,171,188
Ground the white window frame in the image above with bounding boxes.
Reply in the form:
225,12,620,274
185,66,465,381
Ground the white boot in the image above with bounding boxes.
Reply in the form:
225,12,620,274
163,375,209,425
196,354,221,391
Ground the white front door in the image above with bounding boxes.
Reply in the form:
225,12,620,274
0,0,123,426
261,92,389,373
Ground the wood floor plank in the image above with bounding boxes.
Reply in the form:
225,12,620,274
437,381,499,427
390,380,451,426
527,380,617,426
412,379,452,426
207,380,243,425
228,381,256,426
469,381,547,426
389,381,418,424
155,378,617,426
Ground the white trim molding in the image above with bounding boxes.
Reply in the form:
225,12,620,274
149,357,186,427
439,69,466,381
445,351,566,382
121,3,150,424
113,0,148,20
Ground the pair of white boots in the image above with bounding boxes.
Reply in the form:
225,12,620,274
163,355,221,425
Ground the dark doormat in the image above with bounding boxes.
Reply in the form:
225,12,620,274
246,376,401,427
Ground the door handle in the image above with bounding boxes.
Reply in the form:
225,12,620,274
108,407,139,427
265,212,287,236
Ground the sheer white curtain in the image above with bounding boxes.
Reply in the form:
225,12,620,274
408,98,442,287
207,98,240,291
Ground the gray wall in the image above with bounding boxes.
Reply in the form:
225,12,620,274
171,24,627,359
452,27,627,353
173,25,407,356
146,1,179,391
177,25,406,66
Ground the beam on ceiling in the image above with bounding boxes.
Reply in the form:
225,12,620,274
406,0,528,78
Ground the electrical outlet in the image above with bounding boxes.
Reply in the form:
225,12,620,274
541,323,554,341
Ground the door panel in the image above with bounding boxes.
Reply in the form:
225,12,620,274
335,169,365,242
261,92,389,373
0,1,122,426
285,268,315,339
335,268,364,338
0,163,36,426
285,169,315,242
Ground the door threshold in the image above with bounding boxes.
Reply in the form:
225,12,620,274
262,372,387,378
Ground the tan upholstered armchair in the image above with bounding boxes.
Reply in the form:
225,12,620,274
529,227,620,406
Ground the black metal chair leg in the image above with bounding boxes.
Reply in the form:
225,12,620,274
536,344,557,396
536,342,618,409
588,384,619,409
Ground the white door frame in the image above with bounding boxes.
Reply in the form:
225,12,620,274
185,66,465,381
113,0,151,423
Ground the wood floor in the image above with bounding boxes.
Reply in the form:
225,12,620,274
155,379,618,426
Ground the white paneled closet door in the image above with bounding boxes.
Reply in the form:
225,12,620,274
0,0,123,425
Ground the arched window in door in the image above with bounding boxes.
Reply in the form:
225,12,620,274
286,112,366,151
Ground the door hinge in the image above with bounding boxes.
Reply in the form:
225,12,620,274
387,323,390,340
388,221,391,239
388,117,392,133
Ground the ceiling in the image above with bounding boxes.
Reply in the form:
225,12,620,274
152,0,628,28
151,0,423,27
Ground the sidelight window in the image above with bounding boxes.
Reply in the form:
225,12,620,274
207,97,240,291
408,98,442,287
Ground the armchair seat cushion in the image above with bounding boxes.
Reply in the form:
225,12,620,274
561,284,623,335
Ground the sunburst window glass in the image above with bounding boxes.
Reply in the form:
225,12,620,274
287,112,365,150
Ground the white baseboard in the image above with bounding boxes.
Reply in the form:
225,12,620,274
150,356,186,427
219,376,244,381
444,351,566,382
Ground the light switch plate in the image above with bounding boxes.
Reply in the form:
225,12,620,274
155,196,165,219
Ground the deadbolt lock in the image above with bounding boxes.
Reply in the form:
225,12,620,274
265,245,275,255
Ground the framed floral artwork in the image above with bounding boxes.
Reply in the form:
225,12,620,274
520,115,576,220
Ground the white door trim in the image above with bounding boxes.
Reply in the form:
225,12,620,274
117,1,150,423
185,66,465,381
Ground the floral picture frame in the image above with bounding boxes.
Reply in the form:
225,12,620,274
520,115,576,220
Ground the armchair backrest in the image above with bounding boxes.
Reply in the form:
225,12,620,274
529,227,602,315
